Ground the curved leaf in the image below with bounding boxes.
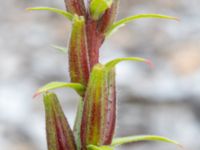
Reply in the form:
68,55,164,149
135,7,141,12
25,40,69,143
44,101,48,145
106,14,178,36
105,57,150,71
34,82,85,97
26,7,74,21
87,145,113,150
111,135,180,147
51,45,68,54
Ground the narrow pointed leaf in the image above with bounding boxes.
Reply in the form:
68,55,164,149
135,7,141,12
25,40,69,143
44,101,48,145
106,14,178,36
27,7,73,20
51,45,68,54
64,0,86,16
44,93,77,150
111,135,180,146
87,145,113,150
69,15,90,86
35,82,85,97
105,57,150,71
90,0,113,20
81,64,116,148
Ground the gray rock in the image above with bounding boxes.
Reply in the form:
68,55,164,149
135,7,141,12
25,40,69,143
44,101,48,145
0,0,199,150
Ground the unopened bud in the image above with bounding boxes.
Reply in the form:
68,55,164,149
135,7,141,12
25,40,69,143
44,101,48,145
44,93,77,150
81,64,116,148
69,15,90,86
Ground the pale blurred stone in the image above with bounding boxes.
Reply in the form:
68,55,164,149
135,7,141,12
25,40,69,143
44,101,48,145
0,0,200,150
170,43,200,75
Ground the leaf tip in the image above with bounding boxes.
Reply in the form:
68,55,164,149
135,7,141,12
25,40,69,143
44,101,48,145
33,91,41,99
175,17,181,22
51,44,67,53
169,16,180,22
145,59,154,68
33,89,46,99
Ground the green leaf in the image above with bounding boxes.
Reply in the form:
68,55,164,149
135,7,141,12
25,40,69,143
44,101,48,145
105,57,150,71
111,135,180,147
106,14,178,36
34,82,85,97
90,0,113,20
26,7,74,21
51,45,68,53
87,145,114,150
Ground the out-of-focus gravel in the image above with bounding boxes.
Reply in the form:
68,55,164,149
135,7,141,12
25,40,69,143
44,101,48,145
0,0,200,150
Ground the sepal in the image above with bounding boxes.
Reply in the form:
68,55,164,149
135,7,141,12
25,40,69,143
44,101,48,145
27,7,73,21
98,0,119,33
106,14,178,36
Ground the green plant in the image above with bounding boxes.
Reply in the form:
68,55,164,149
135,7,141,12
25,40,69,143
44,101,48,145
28,1,180,150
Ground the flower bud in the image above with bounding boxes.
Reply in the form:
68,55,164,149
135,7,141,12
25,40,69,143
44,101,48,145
43,93,77,150
69,15,90,86
81,64,116,148
86,0,119,69
98,0,119,33
80,57,149,148
89,0,113,20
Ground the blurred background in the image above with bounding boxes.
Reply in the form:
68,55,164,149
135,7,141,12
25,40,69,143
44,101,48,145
0,0,200,150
